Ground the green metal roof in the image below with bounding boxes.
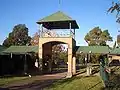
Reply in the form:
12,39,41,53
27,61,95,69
2,45,116,55
3,46,38,54
76,46,110,54
37,11,73,22
110,48,120,55
37,11,79,29
0,46,7,55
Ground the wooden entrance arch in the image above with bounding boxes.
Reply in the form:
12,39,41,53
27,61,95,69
39,37,76,77
37,11,79,78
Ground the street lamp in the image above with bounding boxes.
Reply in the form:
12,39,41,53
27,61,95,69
24,54,27,75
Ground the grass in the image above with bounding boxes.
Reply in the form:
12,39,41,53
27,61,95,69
0,76,28,86
45,76,104,90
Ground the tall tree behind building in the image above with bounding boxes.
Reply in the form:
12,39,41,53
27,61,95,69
84,27,113,63
3,24,31,47
84,27,112,46
30,32,39,46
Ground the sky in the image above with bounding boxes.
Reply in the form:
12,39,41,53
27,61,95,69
0,0,119,46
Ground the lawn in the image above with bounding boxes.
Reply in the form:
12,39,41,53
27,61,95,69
0,76,28,86
45,76,105,90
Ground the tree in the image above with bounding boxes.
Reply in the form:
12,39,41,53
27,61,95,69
3,24,31,47
108,0,120,23
84,27,113,63
30,32,39,46
84,27,113,46
108,1,120,46
52,44,67,68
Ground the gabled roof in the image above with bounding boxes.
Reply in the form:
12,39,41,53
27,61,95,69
37,11,79,29
75,46,110,54
3,46,38,54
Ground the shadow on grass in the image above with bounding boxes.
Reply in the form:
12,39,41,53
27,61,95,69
88,81,102,90
5,75,65,90
3,72,66,90
47,76,104,90
0,88,9,90
48,76,83,89
7,79,58,90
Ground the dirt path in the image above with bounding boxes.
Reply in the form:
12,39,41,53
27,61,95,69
1,72,67,90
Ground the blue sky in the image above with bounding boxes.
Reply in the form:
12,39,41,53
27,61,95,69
0,0,119,46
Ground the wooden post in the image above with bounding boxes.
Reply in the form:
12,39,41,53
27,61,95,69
41,24,43,37
10,53,12,59
37,24,40,37
38,43,43,72
86,51,92,76
69,23,72,37
74,29,75,39
66,48,73,78
24,54,27,74
72,57,76,75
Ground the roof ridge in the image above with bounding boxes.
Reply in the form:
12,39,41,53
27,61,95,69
37,11,73,23
79,46,108,47
58,11,73,19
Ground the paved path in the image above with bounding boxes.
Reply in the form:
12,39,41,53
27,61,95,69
1,72,67,90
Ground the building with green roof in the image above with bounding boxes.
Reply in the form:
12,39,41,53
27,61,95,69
2,10,120,77
75,46,110,54
3,46,38,54
110,48,120,55
37,10,80,78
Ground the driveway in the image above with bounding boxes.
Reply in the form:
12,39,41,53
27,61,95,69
1,72,67,90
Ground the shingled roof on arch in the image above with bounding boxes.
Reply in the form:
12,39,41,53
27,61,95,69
37,11,79,29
